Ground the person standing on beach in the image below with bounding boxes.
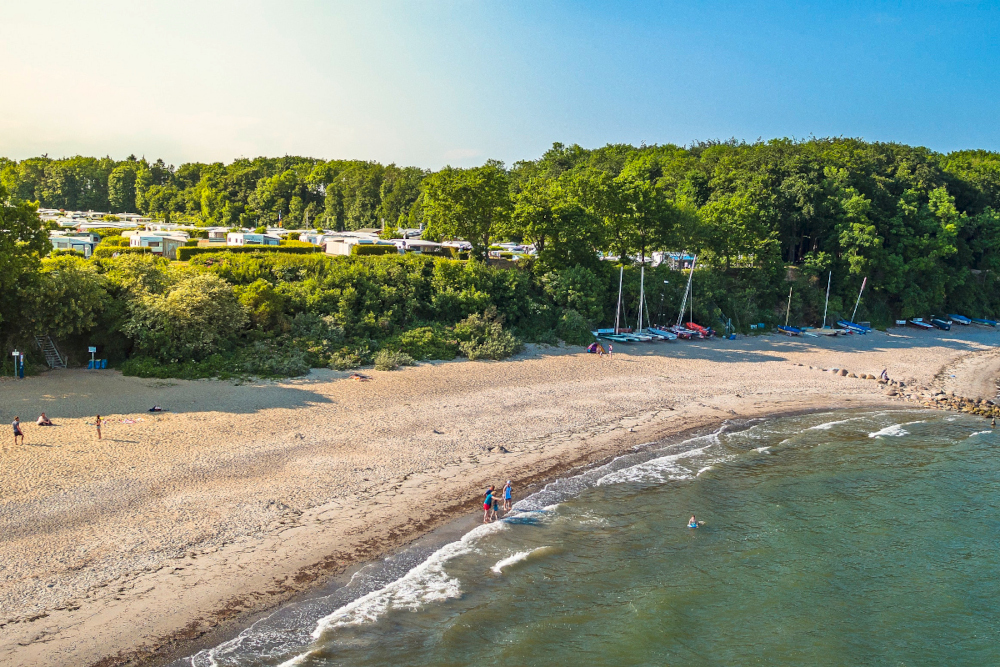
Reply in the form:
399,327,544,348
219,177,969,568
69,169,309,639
503,480,513,511
95,415,103,440
483,486,494,523
608,344,613,358
12,417,24,446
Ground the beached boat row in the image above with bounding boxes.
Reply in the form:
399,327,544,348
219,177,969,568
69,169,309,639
595,264,998,345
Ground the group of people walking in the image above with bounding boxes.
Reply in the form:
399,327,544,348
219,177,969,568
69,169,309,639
483,480,513,522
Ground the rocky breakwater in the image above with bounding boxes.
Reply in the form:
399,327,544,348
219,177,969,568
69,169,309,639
794,362,1000,420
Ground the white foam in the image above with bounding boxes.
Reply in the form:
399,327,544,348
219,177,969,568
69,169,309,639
491,547,548,574
968,430,993,438
808,417,859,430
596,435,720,486
696,466,712,476
311,520,506,638
275,651,314,667
868,421,924,438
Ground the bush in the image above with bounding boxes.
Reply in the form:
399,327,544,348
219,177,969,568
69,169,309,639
50,249,85,258
542,266,605,323
374,349,416,371
176,246,321,261
123,273,248,361
351,244,398,256
385,325,459,360
93,246,153,259
556,308,596,345
454,308,523,360
238,341,310,377
330,350,364,370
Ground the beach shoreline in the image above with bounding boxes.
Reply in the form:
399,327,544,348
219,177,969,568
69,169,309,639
1,328,999,667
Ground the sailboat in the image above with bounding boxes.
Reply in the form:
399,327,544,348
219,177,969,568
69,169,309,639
668,256,701,339
634,265,676,340
595,266,634,342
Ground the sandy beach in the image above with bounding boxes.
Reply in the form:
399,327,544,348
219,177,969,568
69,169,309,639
2,327,999,667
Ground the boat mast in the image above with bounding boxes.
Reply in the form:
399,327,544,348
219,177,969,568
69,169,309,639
676,255,697,327
637,265,645,333
850,276,867,323
785,287,793,326
822,271,831,328
614,266,624,334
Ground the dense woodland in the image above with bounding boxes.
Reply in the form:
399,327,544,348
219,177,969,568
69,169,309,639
3,138,1000,378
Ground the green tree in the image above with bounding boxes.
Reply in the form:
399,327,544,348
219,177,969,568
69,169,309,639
124,273,248,361
423,160,513,260
0,186,48,343
108,163,138,212
25,256,108,337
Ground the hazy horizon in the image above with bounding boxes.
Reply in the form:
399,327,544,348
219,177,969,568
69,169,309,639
2,1,998,169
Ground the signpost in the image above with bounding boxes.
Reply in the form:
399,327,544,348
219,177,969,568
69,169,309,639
12,350,23,379
89,346,97,369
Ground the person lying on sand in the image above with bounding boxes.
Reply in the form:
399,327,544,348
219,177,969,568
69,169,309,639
36,413,53,426
349,373,371,382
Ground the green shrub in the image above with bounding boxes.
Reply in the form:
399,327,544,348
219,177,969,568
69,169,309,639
542,266,605,323
556,308,596,345
92,246,152,259
386,325,459,360
330,350,364,370
175,246,321,261
374,349,416,371
454,308,523,360
351,244,398,256
50,248,85,258
238,341,310,377
123,273,248,361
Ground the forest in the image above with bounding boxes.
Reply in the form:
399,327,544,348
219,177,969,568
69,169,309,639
3,138,1000,378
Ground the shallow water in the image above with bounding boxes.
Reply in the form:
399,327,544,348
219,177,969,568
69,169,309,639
182,409,1000,666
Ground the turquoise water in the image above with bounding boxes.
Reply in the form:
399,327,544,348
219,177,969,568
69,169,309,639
183,410,1000,666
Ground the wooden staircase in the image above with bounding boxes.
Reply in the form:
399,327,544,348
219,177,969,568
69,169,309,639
34,335,67,369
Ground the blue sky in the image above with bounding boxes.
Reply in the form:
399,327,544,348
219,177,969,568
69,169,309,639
1,1,997,168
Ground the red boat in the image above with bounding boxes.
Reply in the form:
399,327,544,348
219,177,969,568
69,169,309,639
686,322,714,337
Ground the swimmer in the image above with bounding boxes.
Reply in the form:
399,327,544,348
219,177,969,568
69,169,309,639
688,515,698,529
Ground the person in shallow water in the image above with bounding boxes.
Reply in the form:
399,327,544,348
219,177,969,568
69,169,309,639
689,515,699,528
483,486,494,523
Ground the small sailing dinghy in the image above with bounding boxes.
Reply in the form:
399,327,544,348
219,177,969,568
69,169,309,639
947,314,971,325
909,318,933,330
777,325,802,336
931,318,951,331
971,317,998,327
837,320,870,334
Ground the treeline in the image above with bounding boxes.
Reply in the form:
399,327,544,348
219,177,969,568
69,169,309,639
4,137,1000,378
0,155,427,230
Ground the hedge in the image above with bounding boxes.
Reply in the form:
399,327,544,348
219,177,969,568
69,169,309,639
92,246,153,258
351,244,399,256
176,245,322,261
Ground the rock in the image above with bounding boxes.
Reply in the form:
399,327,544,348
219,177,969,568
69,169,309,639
885,389,898,396
848,373,858,378
839,369,849,376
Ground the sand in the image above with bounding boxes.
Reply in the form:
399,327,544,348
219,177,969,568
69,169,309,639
1,326,999,666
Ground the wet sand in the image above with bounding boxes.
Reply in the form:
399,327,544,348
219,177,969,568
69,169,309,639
1,327,998,666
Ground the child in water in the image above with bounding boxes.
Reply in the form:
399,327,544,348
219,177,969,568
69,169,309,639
688,515,699,528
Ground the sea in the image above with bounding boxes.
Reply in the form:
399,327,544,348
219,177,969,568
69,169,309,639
176,408,1000,666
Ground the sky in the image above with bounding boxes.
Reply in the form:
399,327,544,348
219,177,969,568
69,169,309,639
1,0,998,169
